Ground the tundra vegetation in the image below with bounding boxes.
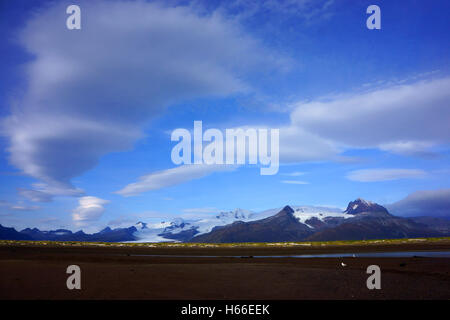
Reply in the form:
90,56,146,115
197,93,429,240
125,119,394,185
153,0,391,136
1,237,449,248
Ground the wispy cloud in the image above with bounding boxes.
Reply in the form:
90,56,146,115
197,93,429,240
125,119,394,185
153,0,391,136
182,207,219,214
17,183,84,203
288,77,450,156
0,200,40,212
116,164,236,196
17,188,53,203
379,141,440,158
347,169,427,182
9,204,41,211
107,217,137,228
281,180,309,185
5,0,286,200
283,171,306,176
180,207,225,219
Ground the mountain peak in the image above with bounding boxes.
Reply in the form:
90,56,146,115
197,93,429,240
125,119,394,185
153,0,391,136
170,218,186,228
344,198,388,215
282,205,294,214
191,205,313,243
99,227,112,234
216,208,252,220
135,221,148,229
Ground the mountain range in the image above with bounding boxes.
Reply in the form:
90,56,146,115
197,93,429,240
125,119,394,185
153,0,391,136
1,198,450,242
0,225,137,242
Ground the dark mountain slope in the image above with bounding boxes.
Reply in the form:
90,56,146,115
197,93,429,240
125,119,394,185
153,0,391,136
191,199,448,243
2,198,449,243
0,224,32,240
344,198,390,215
16,226,138,242
307,213,443,241
410,216,450,234
191,206,314,243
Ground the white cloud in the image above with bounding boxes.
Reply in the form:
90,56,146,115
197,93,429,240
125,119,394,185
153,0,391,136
182,207,219,214
17,188,53,203
4,0,285,199
0,200,40,212
283,171,306,176
4,0,448,198
9,204,41,211
107,217,137,228
281,180,309,185
378,141,439,157
289,77,450,153
278,125,339,163
273,77,450,165
116,164,236,196
386,189,450,217
72,196,109,224
17,183,83,203
227,76,450,166
180,207,226,219
347,168,427,182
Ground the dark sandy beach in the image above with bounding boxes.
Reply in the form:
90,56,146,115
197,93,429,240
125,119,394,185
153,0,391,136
1,241,449,300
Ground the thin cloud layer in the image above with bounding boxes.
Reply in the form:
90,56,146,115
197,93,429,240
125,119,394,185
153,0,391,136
116,164,236,196
289,77,450,153
387,189,450,217
0,200,40,212
3,0,448,207
116,76,450,193
281,180,309,185
278,125,339,163
17,188,53,203
4,0,285,199
274,77,450,165
347,168,427,182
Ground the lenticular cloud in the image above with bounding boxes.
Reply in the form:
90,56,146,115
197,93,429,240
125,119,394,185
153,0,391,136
4,0,284,199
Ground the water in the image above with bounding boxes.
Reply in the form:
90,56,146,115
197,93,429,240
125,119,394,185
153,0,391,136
260,251,450,258
127,251,450,258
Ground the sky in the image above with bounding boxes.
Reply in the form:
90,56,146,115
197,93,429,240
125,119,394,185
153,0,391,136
0,0,449,232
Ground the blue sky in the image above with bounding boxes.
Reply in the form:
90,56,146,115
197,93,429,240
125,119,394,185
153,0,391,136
0,0,449,232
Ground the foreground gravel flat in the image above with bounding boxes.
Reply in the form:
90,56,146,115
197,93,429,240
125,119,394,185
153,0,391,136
1,242,449,299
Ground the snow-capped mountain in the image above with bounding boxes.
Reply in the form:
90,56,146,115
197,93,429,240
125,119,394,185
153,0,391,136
135,221,148,229
130,206,350,242
192,205,314,243
291,205,350,228
131,208,260,242
131,199,445,243
344,198,389,215
215,208,253,221
191,200,447,243
235,205,350,229
2,198,450,242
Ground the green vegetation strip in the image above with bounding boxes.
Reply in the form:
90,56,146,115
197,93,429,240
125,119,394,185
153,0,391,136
1,237,450,248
